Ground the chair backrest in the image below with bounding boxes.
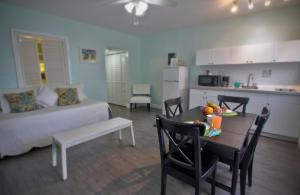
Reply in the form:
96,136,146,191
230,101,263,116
164,97,183,119
132,84,150,95
218,95,249,115
240,107,270,170
156,114,206,174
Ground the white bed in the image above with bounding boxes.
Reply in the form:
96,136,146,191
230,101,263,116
0,99,110,158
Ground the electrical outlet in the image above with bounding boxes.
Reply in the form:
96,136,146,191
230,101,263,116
262,69,272,78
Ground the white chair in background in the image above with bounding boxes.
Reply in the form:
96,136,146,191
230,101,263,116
129,84,151,112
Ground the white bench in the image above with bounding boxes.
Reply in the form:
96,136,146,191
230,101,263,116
52,117,135,180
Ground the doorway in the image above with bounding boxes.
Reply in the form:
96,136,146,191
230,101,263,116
105,49,129,106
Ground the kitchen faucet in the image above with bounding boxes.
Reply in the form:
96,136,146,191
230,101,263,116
247,73,254,87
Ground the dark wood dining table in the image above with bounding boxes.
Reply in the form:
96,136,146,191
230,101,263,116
171,106,257,195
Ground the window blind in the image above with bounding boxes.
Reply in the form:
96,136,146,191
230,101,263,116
18,37,41,87
42,39,68,86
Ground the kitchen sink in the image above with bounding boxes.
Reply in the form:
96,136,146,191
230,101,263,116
241,86,259,90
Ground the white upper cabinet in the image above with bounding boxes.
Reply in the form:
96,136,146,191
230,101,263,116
252,43,275,63
211,48,231,65
196,49,212,65
196,47,231,65
274,40,300,62
231,45,254,64
195,40,300,65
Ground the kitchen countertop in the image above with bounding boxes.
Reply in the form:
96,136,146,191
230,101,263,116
190,86,300,96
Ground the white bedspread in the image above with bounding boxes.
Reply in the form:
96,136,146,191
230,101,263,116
0,99,110,157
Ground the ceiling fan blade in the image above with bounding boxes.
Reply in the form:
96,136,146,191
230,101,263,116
96,0,132,6
143,0,178,7
112,0,133,5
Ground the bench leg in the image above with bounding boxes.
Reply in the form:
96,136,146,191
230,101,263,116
130,123,136,147
61,146,67,180
119,130,122,140
52,139,57,167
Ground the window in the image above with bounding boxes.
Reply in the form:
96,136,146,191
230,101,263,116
12,30,70,88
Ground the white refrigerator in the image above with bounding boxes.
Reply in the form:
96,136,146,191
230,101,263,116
162,66,189,114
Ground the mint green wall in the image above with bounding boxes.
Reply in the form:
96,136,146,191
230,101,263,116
0,3,141,101
141,6,300,105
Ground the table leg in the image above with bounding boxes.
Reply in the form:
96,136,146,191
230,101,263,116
231,150,240,195
61,145,67,180
130,123,136,146
119,130,122,140
52,139,57,167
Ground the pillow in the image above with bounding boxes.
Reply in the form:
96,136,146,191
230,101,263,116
56,88,80,106
50,83,87,101
4,90,42,113
36,86,58,107
0,88,38,113
76,84,87,102
0,93,10,113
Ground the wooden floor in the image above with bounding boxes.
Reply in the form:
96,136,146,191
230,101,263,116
1,105,300,195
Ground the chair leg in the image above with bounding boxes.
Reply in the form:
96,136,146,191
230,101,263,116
130,103,132,112
195,181,202,195
135,103,137,109
147,103,150,112
240,169,247,195
211,165,216,195
161,169,167,195
248,159,253,186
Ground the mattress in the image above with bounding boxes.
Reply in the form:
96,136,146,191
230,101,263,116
0,99,110,157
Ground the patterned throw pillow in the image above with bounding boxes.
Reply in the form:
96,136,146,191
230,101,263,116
56,88,80,106
4,90,41,113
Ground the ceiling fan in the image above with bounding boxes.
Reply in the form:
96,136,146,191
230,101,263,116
106,0,178,25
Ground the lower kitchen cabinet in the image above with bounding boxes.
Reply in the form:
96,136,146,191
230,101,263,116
189,88,300,138
266,95,300,138
189,89,223,109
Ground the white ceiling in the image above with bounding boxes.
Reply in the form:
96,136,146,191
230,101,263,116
1,0,300,35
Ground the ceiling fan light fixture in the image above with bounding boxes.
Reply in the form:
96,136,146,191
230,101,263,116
135,1,148,16
125,1,148,16
125,2,135,13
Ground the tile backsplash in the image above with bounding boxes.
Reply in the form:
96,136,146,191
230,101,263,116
191,62,300,90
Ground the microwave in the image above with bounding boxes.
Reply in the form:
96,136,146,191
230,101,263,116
198,75,222,86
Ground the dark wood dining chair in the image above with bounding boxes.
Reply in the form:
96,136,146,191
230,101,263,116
156,114,218,195
164,97,183,119
239,107,270,195
218,95,249,116
205,107,270,195
218,95,250,170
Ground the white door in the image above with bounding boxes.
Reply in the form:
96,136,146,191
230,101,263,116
163,68,179,81
196,49,212,65
105,51,129,106
274,40,300,62
212,47,231,65
231,45,255,64
252,43,274,63
266,95,300,138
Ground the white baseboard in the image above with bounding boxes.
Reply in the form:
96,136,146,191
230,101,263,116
150,104,161,109
249,129,298,143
